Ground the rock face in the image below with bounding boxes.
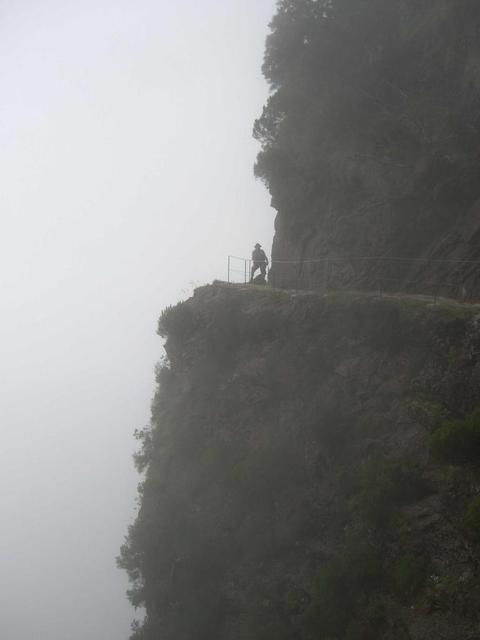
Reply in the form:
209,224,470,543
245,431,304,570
120,283,480,640
252,273,267,286
253,1,480,298
269,199,480,300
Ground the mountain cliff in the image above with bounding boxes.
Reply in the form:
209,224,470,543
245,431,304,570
118,2,480,637
254,0,480,292
119,284,480,639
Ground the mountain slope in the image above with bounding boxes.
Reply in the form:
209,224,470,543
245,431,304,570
120,284,480,639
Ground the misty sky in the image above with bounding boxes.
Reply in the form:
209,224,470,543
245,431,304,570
0,1,275,638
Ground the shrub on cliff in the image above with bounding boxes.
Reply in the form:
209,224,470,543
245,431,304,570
391,553,428,601
359,455,428,528
309,543,383,638
464,496,480,538
430,410,480,463
157,301,198,340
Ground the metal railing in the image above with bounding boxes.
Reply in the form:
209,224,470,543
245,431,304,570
227,255,480,303
227,255,253,284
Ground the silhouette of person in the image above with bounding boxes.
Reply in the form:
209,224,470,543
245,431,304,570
250,243,269,282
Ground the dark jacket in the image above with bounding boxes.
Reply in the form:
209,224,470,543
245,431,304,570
252,248,268,264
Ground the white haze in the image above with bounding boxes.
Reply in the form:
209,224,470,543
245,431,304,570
0,1,275,638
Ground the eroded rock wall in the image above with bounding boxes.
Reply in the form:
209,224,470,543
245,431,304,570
120,284,480,640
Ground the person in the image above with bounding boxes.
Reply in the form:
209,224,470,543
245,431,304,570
250,243,269,282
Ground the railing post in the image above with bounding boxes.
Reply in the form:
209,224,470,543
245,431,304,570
228,256,231,284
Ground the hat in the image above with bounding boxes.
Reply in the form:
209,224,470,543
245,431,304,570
255,243,262,248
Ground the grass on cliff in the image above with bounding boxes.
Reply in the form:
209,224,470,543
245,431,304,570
391,554,428,600
431,410,480,464
309,544,428,637
359,455,429,528
465,497,480,538
309,542,383,638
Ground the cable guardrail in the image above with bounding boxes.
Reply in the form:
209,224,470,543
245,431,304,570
227,254,480,303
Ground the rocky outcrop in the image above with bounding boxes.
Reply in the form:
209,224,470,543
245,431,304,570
120,283,480,640
255,1,480,298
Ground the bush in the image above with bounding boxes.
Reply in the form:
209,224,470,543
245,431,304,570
430,410,480,464
157,302,198,340
406,396,448,429
360,456,428,528
464,496,480,538
392,554,427,600
311,558,353,636
309,543,383,638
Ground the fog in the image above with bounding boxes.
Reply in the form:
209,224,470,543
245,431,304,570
0,1,274,638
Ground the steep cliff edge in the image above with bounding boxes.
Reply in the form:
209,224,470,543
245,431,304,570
254,1,480,292
120,283,480,640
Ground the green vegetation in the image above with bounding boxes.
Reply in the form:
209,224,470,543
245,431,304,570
430,410,480,463
158,301,198,340
359,456,428,527
464,496,480,537
310,543,383,638
392,554,427,600
420,575,466,614
406,396,448,429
